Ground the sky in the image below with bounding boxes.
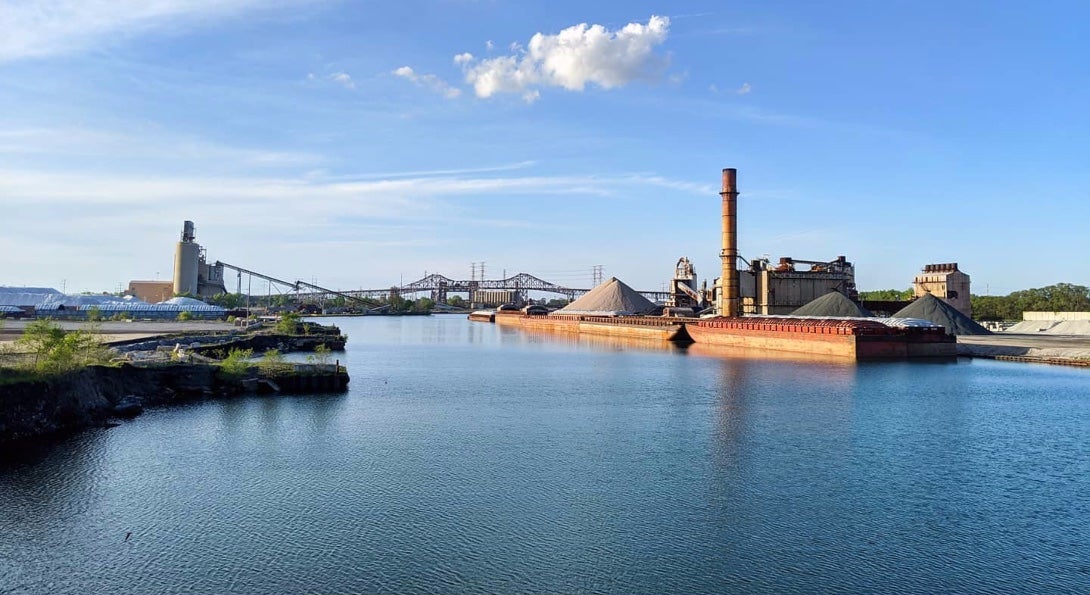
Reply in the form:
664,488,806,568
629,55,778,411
1,0,1088,296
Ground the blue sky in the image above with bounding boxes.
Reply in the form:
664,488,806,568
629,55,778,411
1,1,1087,295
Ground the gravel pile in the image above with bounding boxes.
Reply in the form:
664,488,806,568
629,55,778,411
892,293,991,336
792,291,873,317
558,277,656,316
1005,320,1090,335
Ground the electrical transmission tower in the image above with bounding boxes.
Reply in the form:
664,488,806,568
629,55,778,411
592,265,604,286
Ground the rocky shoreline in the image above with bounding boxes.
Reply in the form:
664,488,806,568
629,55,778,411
0,325,350,445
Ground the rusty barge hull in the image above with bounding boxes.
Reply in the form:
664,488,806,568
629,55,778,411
686,318,956,359
494,313,688,342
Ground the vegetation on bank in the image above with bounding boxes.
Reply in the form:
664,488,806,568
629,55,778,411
859,283,1090,320
0,319,113,384
1,314,344,387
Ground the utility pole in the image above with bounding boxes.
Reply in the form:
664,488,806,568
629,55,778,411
592,265,603,286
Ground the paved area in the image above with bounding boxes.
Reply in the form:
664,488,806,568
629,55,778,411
0,320,238,345
958,333,1090,359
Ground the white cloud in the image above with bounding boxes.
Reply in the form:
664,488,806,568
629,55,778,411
737,82,752,95
453,52,474,65
0,0,306,62
458,15,671,100
392,66,462,99
485,40,495,51
329,72,355,89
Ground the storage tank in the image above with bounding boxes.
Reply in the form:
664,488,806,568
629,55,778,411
173,221,200,296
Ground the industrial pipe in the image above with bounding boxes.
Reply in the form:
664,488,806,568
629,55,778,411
719,168,740,317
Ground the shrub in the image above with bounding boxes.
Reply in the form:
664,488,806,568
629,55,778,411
306,344,332,366
258,348,288,374
177,310,193,322
15,319,110,374
218,347,254,378
275,312,301,335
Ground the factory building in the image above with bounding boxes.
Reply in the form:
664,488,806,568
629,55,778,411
172,221,226,298
472,290,520,308
703,168,858,316
127,280,174,303
739,256,857,315
913,263,971,318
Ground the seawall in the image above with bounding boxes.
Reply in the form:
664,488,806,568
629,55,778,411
0,363,349,444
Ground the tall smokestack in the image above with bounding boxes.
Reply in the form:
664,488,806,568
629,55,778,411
720,168,740,317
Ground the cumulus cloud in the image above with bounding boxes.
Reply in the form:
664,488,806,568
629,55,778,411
393,66,461,99
736,82,752,95
458,15,671,100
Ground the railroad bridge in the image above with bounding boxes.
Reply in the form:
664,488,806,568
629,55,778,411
215,263,669,307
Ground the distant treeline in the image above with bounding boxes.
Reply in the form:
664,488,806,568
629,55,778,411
860,283,1090,320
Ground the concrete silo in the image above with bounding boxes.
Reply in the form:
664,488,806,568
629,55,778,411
173,221,200,296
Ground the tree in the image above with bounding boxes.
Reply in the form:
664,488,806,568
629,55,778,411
276,312,301,334
858,288,913,301
15,319,108,374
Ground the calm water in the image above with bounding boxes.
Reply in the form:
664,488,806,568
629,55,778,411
2,316,1089,594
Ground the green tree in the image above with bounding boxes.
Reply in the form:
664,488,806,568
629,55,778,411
15,319,109,374
218,348,254,378
307,344,332,366
276,312,301,334
858,288,914,301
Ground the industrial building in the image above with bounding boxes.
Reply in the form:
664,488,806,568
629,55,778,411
173,221,226,297
913,263,971,318
127,280,174,303
738,256,858,315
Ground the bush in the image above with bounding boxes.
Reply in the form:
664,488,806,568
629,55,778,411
177,310,193,322
275,312,301,335
306,344,332,366
218,347,254,378
15,319,110,374
258,348,289,374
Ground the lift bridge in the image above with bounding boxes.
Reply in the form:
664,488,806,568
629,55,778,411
215,262,669,307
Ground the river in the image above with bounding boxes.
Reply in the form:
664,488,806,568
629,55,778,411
2,315,1089,593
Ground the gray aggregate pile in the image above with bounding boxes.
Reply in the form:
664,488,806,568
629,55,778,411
558,277,656,316
792,291,873,317
892,293,991,336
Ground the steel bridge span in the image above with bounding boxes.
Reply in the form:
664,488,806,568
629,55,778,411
215,263,669,304
307,273,669,303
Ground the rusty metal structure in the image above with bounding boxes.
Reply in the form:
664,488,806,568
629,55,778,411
719,168,741,317
665,257,705,314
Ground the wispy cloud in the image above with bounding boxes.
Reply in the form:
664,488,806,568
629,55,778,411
328,72,356,89
457,15,672,102
0,0,308,62
392,66,461,99
736,82,752,95
0,126,324,167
